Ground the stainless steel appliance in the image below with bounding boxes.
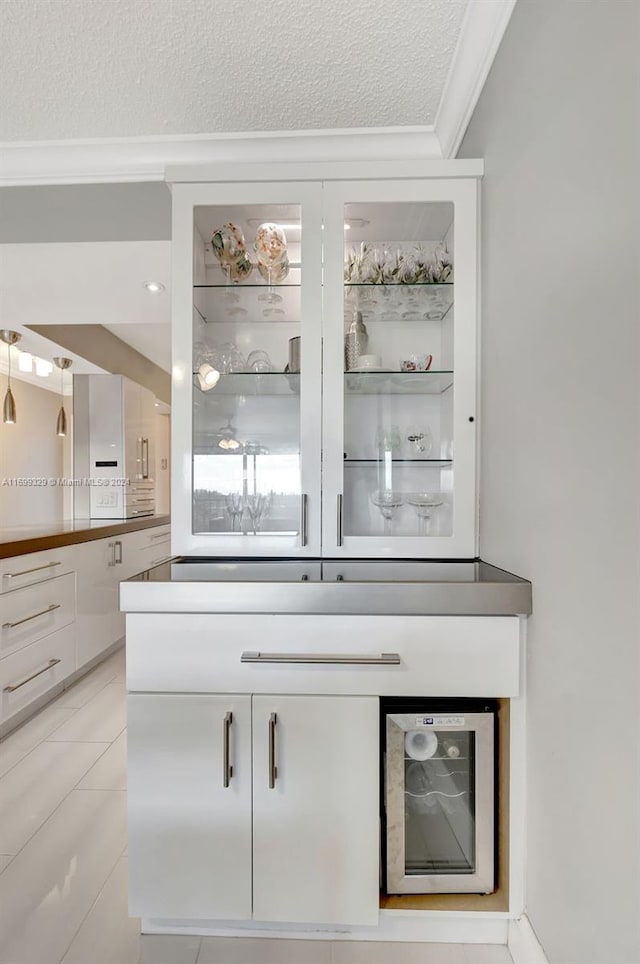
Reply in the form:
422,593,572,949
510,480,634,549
73,374,157,519
382,698,496,894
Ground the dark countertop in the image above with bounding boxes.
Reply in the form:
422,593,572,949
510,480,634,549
122,557,532,616
0,515,171,559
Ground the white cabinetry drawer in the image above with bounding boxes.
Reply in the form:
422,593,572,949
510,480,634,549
126,614,521,697
0,572,76,659
0,624,75,723
0,548,74,594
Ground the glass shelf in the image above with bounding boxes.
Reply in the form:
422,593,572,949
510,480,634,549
344,283,453,322
344,371,453,395
193,372,300,396
193,284,301,324
194,283,301,289
343,459,452,466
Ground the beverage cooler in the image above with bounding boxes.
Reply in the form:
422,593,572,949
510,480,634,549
381,698,496,895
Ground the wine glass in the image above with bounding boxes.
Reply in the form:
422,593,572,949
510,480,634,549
224,493,244,533
405,426,433,459
245,492,271,535
371,490,405,535
406,493,443,536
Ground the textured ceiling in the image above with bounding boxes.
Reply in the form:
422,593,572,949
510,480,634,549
0,0,468,141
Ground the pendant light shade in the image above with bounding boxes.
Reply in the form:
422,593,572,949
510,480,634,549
3,386,16,424
56,404,68,437
1,330,21,425
53,357,73,437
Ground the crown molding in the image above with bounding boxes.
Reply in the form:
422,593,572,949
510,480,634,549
435,0,517,158
0,3,514,185
0,127,442,186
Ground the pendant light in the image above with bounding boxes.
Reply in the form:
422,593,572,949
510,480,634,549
0,330,21,424
53,357,72,437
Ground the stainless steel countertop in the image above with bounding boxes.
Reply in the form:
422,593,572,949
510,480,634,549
121,558,532,616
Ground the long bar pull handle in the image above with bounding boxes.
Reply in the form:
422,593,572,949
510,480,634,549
299,493,308,547
337,494,343,547
268,712,278,789
5,561,61,580
136,437,143,481
242,652,401,666
3,603,60,630
142,438,150,480
107,542,116,567
3,658,61,693
114,540,123,565
223,711,233,788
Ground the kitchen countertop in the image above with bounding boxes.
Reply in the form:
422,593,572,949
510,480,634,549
121,557,532,616
0,515,171,559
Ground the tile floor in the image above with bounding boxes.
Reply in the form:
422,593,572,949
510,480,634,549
0,648,514,964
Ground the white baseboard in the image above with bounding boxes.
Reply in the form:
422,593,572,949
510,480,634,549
508,915,549,964
142,912,509,944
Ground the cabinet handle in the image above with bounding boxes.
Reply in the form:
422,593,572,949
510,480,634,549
114,540,123,565
3,658,61,693
268,712,278,789
242,651,401,666
4,561,61,580
142,438,150,479
299,493,308,547
149,530,169,541
3,603,60,630
107,542,116,567
337,494,343,546
223,711,233,787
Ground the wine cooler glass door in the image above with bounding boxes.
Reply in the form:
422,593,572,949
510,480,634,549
385,711,494,894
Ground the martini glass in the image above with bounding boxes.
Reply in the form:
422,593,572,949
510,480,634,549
406,493,443,536
371,490,404,536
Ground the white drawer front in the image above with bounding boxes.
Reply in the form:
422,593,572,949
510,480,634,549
0,572,76,659
0,548,74,594
126,526,171,551
126,614,521,698
0,624,75,723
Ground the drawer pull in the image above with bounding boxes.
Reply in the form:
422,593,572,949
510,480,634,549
5,561,62,580
3,603,61,630
3,657,61,692
241,651,401,666
268,712,278,789
223,711,233,787
149,531,170,541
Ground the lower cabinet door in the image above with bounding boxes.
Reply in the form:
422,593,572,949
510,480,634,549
252,694,380,926
127,693,252,920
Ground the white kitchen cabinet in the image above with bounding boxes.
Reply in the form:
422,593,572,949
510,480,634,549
171,168,479,559
127,690,379,927
127,694,252,920
251,694,379,926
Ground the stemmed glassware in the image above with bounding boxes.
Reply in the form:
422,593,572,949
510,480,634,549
255,223,289,318
224,493,244,532
245,492,271,535
406,493,443,536
371,490,405,535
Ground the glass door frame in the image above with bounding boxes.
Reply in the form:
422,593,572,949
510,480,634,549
171,180,323,557
322,178,479,559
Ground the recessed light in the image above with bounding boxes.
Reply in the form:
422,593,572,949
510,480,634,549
143,281,165,294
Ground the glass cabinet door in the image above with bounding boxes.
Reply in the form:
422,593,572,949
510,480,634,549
322,180,478,558
172,182,322,556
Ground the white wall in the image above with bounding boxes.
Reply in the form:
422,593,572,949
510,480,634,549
0,377,65,526
459,2,640,962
